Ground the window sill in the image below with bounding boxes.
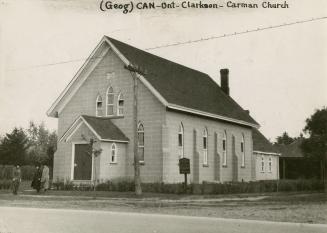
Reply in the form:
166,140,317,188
109,162,118,165
132,162,145,166
222,165,227,168
103,115,124,119
240,165,245,169
203,164,209,168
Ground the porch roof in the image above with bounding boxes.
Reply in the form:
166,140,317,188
60,115,129,143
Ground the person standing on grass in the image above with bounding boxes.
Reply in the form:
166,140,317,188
12,165,21,195
31,164,42,193
41,164,50,192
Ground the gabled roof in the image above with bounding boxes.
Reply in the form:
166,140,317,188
82,115,129,142
275,139,304,158
107,36,258,127
48,36,259,128
60,115,129,143
252,128,279,155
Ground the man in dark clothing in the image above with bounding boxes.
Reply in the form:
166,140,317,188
12,165,22,195
31,165,42,193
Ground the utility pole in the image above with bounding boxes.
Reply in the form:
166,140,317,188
124,64,144,196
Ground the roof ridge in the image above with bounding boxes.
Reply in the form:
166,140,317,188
106,36,211,78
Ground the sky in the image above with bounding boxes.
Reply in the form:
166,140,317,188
0,0,326,142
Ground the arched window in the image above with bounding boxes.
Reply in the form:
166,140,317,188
241,134,245,167
96,95,103,117
261,156,265,172
137,123,144,162
222,131,227,166
268,157,272,172
106,86,114,116
110,143,117,163
117,92,124,116
203,128,208,165
178,123,184,158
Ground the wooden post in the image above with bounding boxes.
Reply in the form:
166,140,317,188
133,71,142,196
184,173,187,193
283,158,286,179
125,64,142,196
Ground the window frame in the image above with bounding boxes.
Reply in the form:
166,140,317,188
241,134,245,167
106,86,114,116
117,92,124,116
137,123,145,163
222,131,227,166
261,156,265,173
203,128,208,166
110,143,117,164
178,123,184,158
268,157,272,173
95,94,103,117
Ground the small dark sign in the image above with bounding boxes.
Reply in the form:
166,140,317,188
179,158,190,174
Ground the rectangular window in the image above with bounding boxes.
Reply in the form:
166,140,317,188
203,137,208,165
107,93,114,116
138,128,144,162
97,108,103,117
222,139,227,166
138,147,144,162
138,132,144,146
118,99,124,115
261,157,265,172
241,142,245,167
110,144,117,163
107,94,114,104
96,96,103,117
178,134,183,158
178,134,183,147
268,157,272,172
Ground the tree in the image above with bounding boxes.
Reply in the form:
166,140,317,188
0,127,29,165
275,131,296,145
301,107,327,181
26,121,57,167
46,131,58,168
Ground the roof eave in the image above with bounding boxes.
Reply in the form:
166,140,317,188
46,36,113,118
167,104,260,128
253,150,281,156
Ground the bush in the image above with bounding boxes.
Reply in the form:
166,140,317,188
20,166,36,180
0,165,13,180
52,178,74,190
0,165,39,180
96,177,134,192
199,179,324,195
0,180,12,190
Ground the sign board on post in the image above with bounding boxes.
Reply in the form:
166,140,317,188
179,157,190,193
179,158,190,174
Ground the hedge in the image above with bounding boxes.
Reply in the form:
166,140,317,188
0,165,36,180
49,178,325,194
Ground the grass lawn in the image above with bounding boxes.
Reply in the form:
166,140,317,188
0,182,326,224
